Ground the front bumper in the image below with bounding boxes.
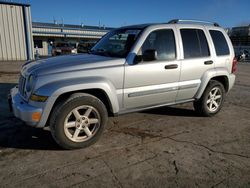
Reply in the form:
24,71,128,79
9,86,43,126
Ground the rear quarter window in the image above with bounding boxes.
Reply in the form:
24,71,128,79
209,30,230,56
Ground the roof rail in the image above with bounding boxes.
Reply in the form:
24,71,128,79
168,19,220,27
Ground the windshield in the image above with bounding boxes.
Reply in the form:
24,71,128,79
90,29,142,58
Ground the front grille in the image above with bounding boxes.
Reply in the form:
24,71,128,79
18,75,26,97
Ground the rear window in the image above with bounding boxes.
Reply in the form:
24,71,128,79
181,29,210,58
209,30,230,56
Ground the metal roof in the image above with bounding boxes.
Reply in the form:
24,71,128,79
0,0,30,7
32,22,114,31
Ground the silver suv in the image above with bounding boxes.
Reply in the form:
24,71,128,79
9,19,237,149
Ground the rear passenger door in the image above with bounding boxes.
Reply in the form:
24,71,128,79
176,25,214,101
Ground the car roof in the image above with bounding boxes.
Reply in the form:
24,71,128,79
119,20,221,30
119,23,159,30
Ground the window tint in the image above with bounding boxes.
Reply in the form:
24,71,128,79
181,29,210,58
197,30,210,57
141,29,176,61
209,30,230,56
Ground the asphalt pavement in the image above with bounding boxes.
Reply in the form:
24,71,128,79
0,63,250,187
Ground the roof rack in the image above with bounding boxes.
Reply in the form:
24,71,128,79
168,19,220,27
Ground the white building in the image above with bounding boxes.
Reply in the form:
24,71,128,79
32,22,112,57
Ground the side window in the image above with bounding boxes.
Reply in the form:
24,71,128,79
209,30,230,56
181,29,210,58
197,30,210,57
141,29,176,61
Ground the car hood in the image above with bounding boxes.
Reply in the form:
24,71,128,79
22,54,125,76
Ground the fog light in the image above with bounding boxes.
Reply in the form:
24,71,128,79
32,112,41,121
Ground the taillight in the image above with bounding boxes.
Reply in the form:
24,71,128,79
232,57,238,73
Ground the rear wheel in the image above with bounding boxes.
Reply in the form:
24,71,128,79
193,80,225,117
50,93,108,149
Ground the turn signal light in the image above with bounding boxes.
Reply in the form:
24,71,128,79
32,112,41,121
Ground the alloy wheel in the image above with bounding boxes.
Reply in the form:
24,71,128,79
63,105,101,142
206,87,222,112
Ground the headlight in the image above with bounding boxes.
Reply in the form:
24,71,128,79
26,74,35,92
71,49,77,54
30,94,48,102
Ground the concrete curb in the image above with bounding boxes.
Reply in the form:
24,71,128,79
0,71,20,74
0,61,25,74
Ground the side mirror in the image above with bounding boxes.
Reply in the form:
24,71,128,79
142,49,157,61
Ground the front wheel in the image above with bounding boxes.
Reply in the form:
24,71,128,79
50,93,108,149
193,80,225,117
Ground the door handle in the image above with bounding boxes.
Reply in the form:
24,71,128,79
165,64,178,69
204,60,213,65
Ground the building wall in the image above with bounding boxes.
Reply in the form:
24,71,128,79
34,40,48,56
230,26,250,55
0,3,33,61
32,24,110,57
24,4,34,60
33,27,106,37
32,36,97,57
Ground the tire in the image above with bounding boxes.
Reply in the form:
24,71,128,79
50,93,108,149
193,80,225,117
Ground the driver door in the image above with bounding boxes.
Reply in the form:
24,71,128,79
123,28,181,109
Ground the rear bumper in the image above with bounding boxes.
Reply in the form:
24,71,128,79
10,86,43,126
228,74,236,91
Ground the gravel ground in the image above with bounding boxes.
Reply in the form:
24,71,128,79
0,63,250,188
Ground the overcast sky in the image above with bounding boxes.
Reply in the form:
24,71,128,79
27,0,250,28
